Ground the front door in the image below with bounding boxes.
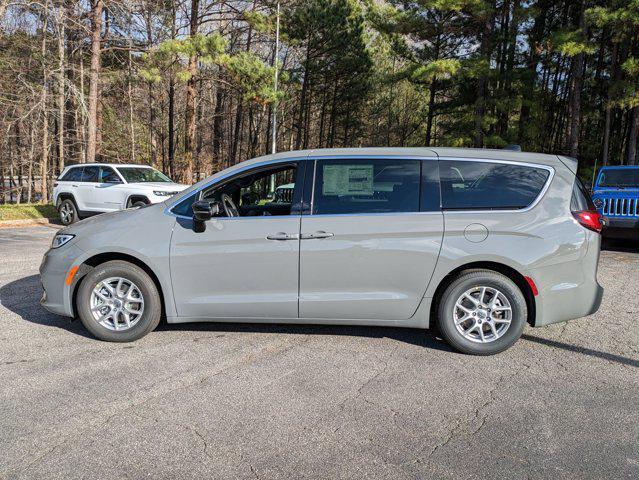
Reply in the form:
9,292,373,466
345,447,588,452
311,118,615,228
299,157,444,320
76,166,101,210
93,166,127,211
170,161,303,319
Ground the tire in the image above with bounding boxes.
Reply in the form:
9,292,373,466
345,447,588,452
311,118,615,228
76,260,161,342
58,198,78,225
437,270,527,355
129,199,148,208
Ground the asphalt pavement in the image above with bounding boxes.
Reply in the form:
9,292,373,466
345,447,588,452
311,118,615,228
0,226,637,479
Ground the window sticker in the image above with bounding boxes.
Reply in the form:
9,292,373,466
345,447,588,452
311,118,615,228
322,164,374,196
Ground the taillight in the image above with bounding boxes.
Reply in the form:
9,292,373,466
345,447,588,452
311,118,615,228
572,210,603,233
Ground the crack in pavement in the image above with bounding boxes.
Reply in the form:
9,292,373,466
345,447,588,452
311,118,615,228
3,335,310,477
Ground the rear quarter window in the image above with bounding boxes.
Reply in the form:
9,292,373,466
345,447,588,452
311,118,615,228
59,167,83,182
440,160,550,210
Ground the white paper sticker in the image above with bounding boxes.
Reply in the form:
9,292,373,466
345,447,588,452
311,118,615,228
322,165,374,196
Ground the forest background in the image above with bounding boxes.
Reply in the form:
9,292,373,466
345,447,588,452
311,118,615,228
1,0,638,203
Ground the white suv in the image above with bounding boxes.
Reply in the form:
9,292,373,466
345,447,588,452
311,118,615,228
54,163,188,225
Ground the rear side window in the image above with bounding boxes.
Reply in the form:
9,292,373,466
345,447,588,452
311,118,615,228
81,166,99,182
440,160,550,210
312,159,420,215
571,176,595,211
59,167,83,182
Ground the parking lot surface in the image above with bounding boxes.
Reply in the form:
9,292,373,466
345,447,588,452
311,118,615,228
0,226,637,479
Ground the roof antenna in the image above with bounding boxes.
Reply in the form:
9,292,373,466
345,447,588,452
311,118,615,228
503,144,522,152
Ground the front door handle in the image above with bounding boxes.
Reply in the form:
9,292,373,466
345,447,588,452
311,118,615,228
266,232,299,241
301,231,334,240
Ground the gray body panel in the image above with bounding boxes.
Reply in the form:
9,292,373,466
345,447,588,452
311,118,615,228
40,147,602,331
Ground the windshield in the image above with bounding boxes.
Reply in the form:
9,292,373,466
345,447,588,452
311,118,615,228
117,167,172,183
598,169,639,188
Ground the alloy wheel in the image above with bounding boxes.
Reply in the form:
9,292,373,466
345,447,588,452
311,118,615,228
90,277,145,331
453,286,512,343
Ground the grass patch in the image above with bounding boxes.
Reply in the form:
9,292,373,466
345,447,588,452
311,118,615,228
0,203,57,221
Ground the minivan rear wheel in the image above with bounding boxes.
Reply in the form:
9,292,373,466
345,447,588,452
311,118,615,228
437,270,527,355
77,260,161,342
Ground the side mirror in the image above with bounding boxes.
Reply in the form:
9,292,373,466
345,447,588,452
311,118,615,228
192,200,221,233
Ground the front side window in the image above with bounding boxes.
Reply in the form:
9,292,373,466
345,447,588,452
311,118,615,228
597,168,639,188
201,163,298,217
80,166,100,183
99,167,122,183
60,167,83,182
440,160,550,210
312,159,420,215
118,167,172,183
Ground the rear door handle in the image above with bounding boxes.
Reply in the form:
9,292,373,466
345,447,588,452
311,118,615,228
266,232,299,241
301,231,334,240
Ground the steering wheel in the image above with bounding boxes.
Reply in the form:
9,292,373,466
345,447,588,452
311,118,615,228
220,193,240,217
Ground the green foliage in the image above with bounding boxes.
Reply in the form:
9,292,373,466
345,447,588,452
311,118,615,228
550,30,596,56
225,52,280,104
411,59,461,83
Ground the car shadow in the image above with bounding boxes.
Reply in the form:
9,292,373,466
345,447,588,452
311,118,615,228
602,237,639,253
155,321,454,351
0,274,92,339
2,274,452,350
4,274,638,367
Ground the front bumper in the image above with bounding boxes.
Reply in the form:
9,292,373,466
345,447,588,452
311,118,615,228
39,244,84,317
602,216,639,239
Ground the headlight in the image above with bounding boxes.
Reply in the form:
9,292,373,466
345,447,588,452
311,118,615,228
593,198,603,209
51,234,75,249
153,190,178,197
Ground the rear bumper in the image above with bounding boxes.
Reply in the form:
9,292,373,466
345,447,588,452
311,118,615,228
532,232,603,327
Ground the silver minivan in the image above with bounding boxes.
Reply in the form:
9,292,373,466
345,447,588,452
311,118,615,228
40,148,604,355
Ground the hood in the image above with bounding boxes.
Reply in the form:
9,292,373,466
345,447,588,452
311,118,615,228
61,203,161,237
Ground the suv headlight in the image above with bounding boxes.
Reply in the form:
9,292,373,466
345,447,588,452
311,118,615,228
153,190,178,197
51,234,75,249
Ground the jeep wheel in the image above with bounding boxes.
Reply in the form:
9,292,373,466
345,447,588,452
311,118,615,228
58,199,78,225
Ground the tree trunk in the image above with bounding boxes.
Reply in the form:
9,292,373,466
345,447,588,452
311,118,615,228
57,3,65,173
212,84,225,169
295,43,311,150
473,5,495,148
183,0,200,183
86,0,103,164
40,11,49,203
567,0,587,158
627,106,639,165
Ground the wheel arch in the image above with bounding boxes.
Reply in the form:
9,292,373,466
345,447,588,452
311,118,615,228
72,252,167,321
126,195,150,208
429,261,536,328
57,192,77,208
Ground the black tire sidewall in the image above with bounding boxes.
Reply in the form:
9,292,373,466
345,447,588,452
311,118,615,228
438,271,527,355
77,261,161,342
132,201,147,208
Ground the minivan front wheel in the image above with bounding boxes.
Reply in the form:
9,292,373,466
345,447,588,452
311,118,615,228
437,270,527,355
77,260,161,342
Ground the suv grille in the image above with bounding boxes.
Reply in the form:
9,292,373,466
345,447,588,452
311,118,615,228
601,197,639,217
